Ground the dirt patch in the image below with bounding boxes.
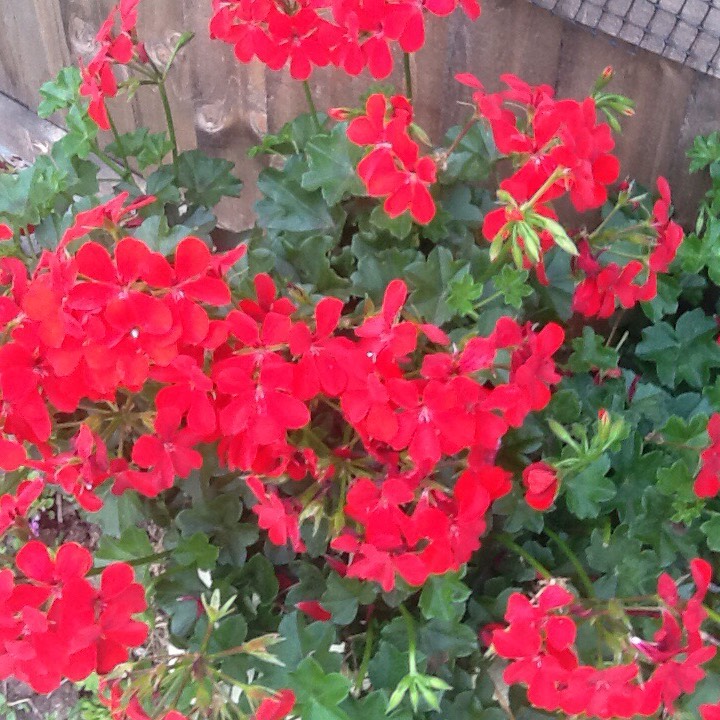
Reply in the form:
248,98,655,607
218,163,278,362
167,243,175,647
3,680,80,720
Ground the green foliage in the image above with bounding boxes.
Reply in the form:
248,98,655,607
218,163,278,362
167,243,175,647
10,48,720,720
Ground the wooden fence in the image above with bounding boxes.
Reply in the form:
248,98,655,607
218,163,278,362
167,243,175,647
1,0,718,227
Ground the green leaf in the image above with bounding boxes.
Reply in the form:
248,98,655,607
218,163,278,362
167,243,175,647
688,131,720,173
702,514,720,551
256,164,338,234
368,205,414,240
106,129,172,170
405,247,470,324
174,532,219,570
441,123,498,184
278,233,349,294
547,389,582,425
273,612,341,675
177,150,242,207
133,215,203,255
492,265,532,308
368,641,410,692
95,527,153,566
38,66,81,118
233,554,279,606
351,239,420,302
568,327,619,373
448,274,484,316
291,657,351,720
636,310,720,388
63,105,98,160
249,113,328,156
209,615,248,653
89,491,145,538
146,165,183,205
301,124,364,205
563,455,615,519
320,574,376,625
419,572,471,623
417,618,477,660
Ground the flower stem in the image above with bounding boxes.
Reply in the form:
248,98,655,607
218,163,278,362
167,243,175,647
495,533,553,579
399,604,418,675
520,166,566,212
544,527,596,598
354,619,375,693
106,112,135,185
87,550,172,577
442,113,478,167
92,146,135,183
403,53,413,104
157,79,179,173
303,80,322,133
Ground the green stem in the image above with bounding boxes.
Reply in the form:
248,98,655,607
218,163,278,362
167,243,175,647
88,550,171,577
588,201,625,241
473,290,503,311
399,605,418,675
157,80,179,172
704,605,720,626
92,147,135,183
303,80,322,133
495,533,552,579
520,166,566,212
442,113,478,166
106,113,136,185
354,619,375,693
162,32,196,81
544,527,596,598
403,53,413,104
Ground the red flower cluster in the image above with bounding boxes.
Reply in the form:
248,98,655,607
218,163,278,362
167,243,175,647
0,542,147,693
344,93,437,224
491,560,715,718
209,0,480,80
572,178,683,318
0,204,563,591
457,73,619,266
80,0,147,129
695,413,720,498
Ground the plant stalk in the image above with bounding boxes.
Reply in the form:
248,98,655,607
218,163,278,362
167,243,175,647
403,53,413,104
303,80,322,133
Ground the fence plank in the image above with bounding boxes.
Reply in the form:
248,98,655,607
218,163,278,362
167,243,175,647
0,0,713,228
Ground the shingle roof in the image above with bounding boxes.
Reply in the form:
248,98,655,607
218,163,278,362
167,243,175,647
530,0,720,76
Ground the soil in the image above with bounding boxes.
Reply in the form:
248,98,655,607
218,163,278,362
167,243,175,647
4,680,80,720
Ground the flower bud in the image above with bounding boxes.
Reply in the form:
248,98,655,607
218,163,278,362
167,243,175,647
328,107,351,121
522,461,559,511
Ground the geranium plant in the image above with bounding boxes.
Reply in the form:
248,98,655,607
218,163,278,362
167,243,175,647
1,0,720,718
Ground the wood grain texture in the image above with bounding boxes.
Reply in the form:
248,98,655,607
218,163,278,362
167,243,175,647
0,0,714,228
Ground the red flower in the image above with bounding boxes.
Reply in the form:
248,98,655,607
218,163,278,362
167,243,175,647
522,462,559,510
0,480,43,537
246,476,305,552
253,689,296,720
0,225,11,241
701,702,720,720
694,413,720,497
345,94,436,224
296,600,332,621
